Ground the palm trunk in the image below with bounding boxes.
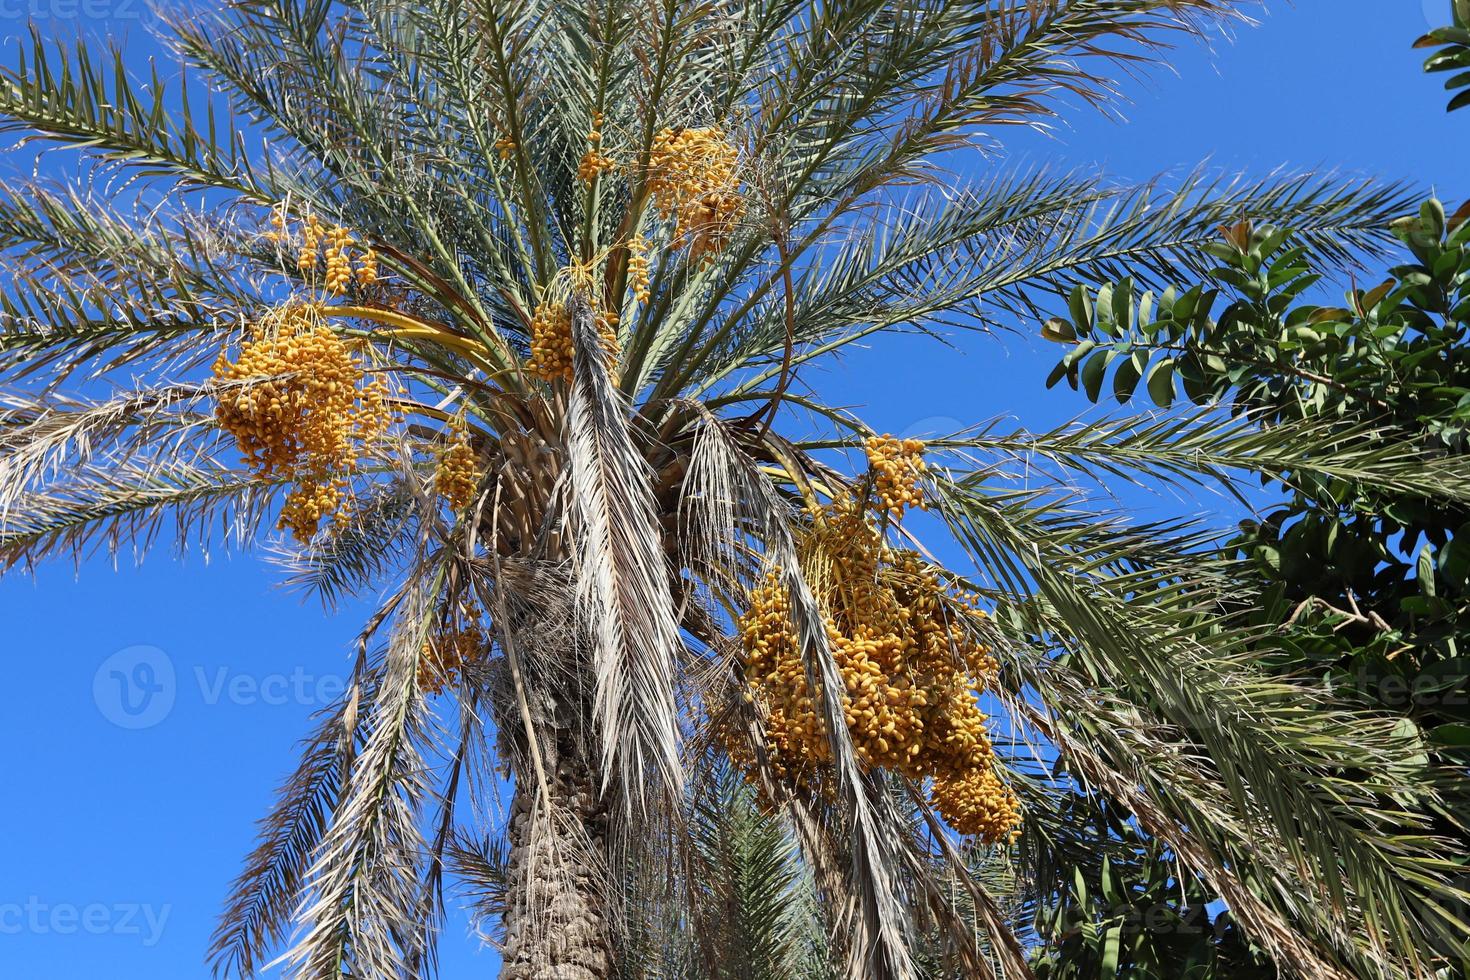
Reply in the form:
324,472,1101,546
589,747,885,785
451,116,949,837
489,416,614,977
499,732,613,980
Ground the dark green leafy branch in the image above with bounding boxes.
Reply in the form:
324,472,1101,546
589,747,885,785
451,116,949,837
1044,206,1470,740
1417,0,1470,113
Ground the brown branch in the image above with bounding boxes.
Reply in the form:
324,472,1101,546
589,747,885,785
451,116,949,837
1284,593,1394,634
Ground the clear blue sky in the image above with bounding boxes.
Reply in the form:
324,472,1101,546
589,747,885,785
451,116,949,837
1,3,1465,977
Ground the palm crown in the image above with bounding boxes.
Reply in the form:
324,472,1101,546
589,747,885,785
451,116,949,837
1,0,1467,977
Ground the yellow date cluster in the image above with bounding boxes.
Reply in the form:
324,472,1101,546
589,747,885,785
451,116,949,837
527,301,620,384
266,206,379,298
434,421,481,511
864,435,927,519
734,500,1020,842
647,126,744,261
626,235,652,304
577,112,617,183
212,305,395,543
419,601,485,696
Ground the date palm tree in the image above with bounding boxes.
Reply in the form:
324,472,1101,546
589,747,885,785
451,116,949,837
1,0,1466,976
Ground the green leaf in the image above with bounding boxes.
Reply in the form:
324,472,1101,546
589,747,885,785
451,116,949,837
1081,349,1110,402
1101,923,1123,974
1101,855,1124,906
1145,359,1176,408
1438,535,1470,588
1173,286,1202,322
1113,276,1135,331
1422,199,1448,240
1045,358,1071,389
1419,545,1439,597
1062,339,1098,369
1068,284,1092,334
1095,283,1117,337
1113,351,1145,403
1431,723,1470,747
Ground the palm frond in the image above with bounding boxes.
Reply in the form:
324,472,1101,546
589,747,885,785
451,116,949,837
687,764,817,979
701,170,1414,395
210,675,370,978
273,478,420,607
933,409,1470,505
0,29,270,197
934,475,1470,977
565,294,684,808
0,459,283,570
681,412,917,978
285,562,441,977
0,384,221,510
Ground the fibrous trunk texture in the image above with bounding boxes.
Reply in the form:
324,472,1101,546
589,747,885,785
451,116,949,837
499,733,612,980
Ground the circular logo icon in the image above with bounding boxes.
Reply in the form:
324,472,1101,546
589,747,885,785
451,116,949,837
93,645,176,730
899,415,964,440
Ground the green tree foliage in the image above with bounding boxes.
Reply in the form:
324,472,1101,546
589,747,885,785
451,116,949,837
1030,799,1273,980
1031,8,1470,976
1419,0,1470,113
1049,206,1470,748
